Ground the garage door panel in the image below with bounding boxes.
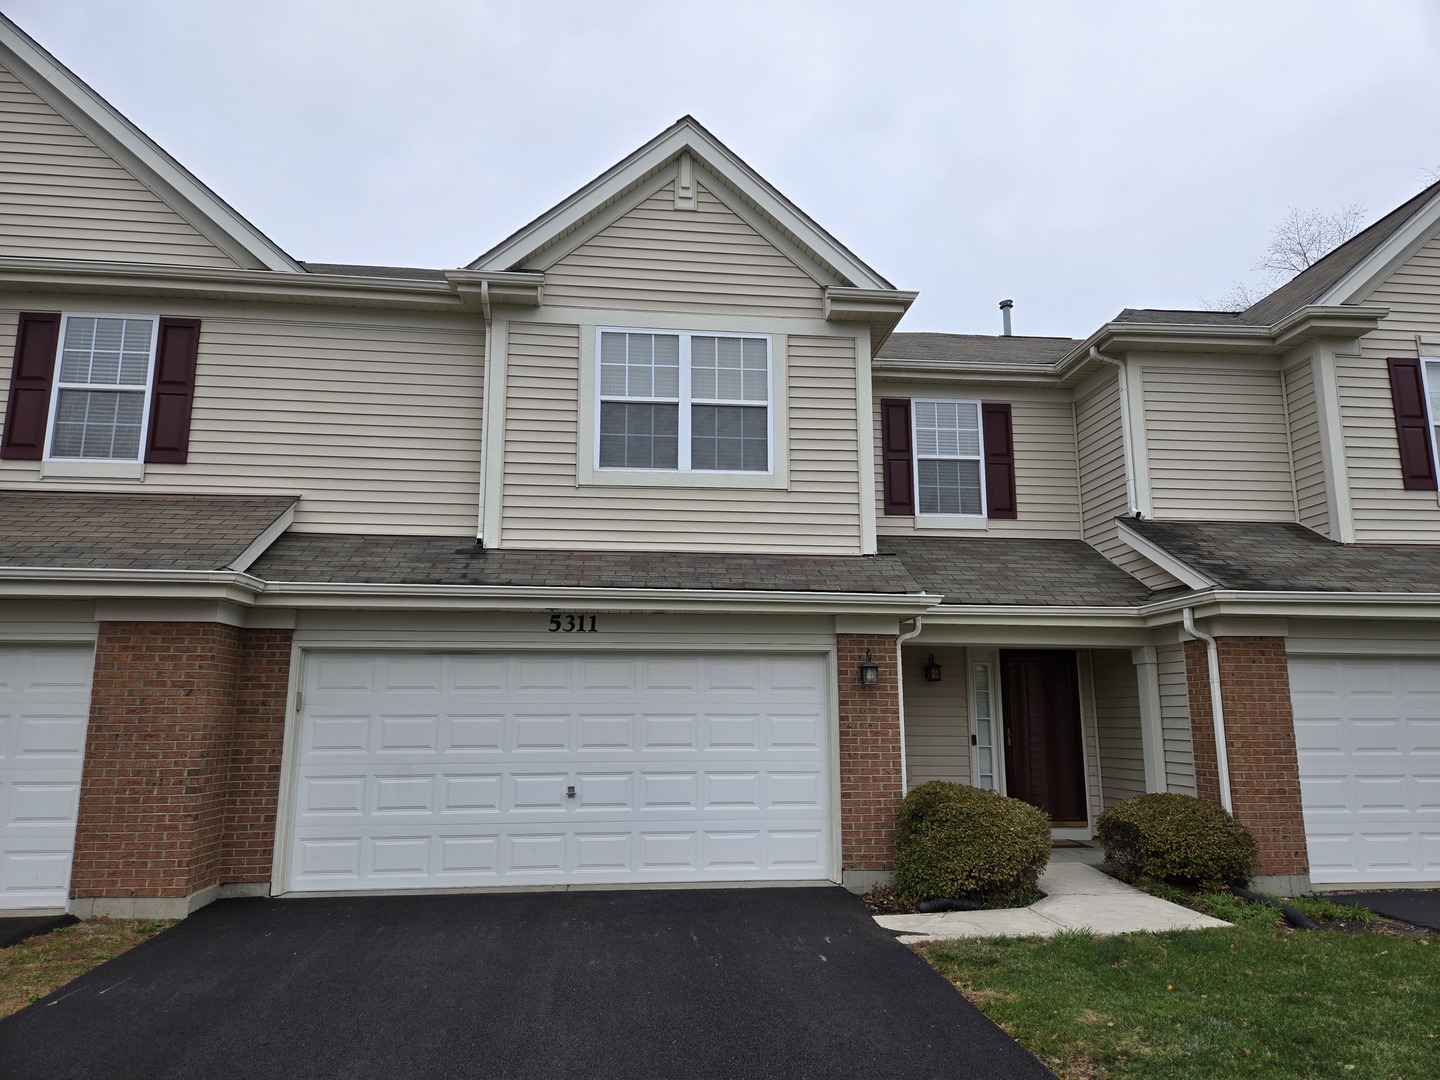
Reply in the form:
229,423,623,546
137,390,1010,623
1291,656,1440,884
287,651,831,892
0,646,93,911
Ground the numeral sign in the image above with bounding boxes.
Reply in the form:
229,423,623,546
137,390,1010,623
548,612,598,633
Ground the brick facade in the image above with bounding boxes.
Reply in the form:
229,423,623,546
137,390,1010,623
1184,636,1309,877
71,622,292,901
836,633,904,872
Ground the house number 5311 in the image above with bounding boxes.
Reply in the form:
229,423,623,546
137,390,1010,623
548,612,598,633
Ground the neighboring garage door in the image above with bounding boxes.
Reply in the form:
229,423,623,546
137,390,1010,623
0,645,93,911
285,651,831,892
1291,656,1440,885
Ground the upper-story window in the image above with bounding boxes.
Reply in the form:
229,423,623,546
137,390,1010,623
913,399,985,515
596,328,771,473
48,315,158,461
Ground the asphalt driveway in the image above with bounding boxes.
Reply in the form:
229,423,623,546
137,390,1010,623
0,887,1054,1080
1330,889,1440,931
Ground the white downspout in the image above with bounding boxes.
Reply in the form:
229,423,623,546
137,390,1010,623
1181,608,1234,813
1089,346,1141,517
895,616,924,794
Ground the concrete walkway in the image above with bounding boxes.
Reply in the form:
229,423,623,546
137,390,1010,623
875,861,1232,942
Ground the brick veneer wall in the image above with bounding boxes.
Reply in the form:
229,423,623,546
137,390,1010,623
837,633,903,872
71,623,293,900
1184,636,1309,877
222,629,292,882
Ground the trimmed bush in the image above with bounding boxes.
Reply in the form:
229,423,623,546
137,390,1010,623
893,781,1052,907
1095,793,1257,889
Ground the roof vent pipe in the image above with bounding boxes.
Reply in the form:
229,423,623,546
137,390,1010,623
999,299,1014,336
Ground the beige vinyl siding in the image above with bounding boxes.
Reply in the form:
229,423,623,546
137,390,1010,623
1157,643,1196,796
1344,232,1440,541
1091,649,1145,807
542,182,824,318
873,390,1081,538
0,308,485,533
1284,357,1330,533
1074,376,1180,589
902,646,970,787
499,326,863,553
0,64,239,268
1144,364,1295,520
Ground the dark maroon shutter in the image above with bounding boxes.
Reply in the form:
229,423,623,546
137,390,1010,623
1,312,62,460
145,318,201,464
1386,357,1438,491
982,402,1018,519
880,398,914,516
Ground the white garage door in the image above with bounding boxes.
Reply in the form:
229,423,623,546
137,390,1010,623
285,651,832,893
0,645,93,911
1291,656,1440,885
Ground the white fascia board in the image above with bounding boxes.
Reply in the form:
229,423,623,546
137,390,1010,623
0,258,466,311
871,360,1067,387
253,582,938,615
1116,520,1217,589
1140,589,1440,623
1316,189,1440,306
467,118,895,291
0,16,300,273
225,505,296,573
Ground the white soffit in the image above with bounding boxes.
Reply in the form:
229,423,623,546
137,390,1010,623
0,13,301,273
467,116,896,292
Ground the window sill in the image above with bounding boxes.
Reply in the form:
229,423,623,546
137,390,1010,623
41,459,146,480
912,514,988,531
580,466,788,490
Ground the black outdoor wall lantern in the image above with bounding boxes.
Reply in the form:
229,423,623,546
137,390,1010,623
923,653,943,682
858,649,880,686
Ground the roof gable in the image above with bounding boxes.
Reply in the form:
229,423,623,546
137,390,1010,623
0,14,299,272
468,116,894,292
1241,180,1440,324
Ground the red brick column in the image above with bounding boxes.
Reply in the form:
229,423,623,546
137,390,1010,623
72,622,243,900
221,629,293,883
1184,636,1309,879
837,633,903,873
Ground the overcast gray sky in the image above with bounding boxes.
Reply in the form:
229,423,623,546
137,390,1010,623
7,1,1440,338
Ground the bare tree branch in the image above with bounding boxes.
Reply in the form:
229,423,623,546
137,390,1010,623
1201,280,1271,313
1253,204,1367,277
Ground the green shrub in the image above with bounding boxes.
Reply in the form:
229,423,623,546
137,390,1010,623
1095,793,1257,889
893,781,1052,907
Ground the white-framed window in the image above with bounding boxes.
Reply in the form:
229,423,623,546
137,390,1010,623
913,399,985,516
45,314,158,462
971,660,1000,792
596,327,772,474
1423,357,1440,482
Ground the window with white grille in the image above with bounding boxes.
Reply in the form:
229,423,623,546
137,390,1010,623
597,328,770,473
47,315,157,461
913,399,985,515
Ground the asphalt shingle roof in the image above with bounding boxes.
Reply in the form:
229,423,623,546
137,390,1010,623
879,535,1173,606
299,262,449,281
249,534,923,594
1126,519,1440,592
877,333,1080,366
0,491,297,570
1112,309,1254,326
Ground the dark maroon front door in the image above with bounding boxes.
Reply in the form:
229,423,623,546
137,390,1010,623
999,650,1088,824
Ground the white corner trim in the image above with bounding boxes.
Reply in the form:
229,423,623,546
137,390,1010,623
480,316,509,547
226,504,296,572
1116,520,1217,589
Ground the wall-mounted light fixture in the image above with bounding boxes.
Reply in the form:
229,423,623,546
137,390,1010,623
858,649,880,686
923,653,943,682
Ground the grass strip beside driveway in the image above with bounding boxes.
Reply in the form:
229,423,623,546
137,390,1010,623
0,918,172,1019
922,922,1439,1080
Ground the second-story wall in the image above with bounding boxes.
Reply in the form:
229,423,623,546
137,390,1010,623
1283,351,1331,534
0,300,486,534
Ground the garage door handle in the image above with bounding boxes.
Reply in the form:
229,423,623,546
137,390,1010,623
566,786,576,799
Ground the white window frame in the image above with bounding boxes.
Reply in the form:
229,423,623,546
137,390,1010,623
969,657,1006,794
1421,355,1440,498
592,326,774,476
912,397,987,519
42,312,159,473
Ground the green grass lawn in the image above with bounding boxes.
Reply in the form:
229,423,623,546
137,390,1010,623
921,920,1439,1080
